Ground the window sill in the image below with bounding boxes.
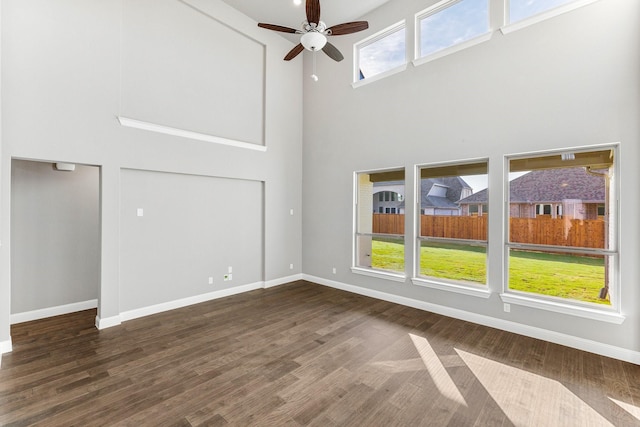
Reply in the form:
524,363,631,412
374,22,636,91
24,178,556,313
413,32,492,68
351,64,408,89
500,0,601,35
500,293,625,324
412,277,491,299
351,267,406,283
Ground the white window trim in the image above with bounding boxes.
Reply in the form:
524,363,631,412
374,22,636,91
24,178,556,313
352,267,407,282
412,277,491,298
352,64,408,89
353,167,407,281
414,0,492,65
503,143,621,317
413,159,490,294
500,293,625,324
413,32,492,67
353,20,406,85
501,0,601,35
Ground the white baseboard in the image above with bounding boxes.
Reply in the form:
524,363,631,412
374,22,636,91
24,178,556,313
264,274,303,289
120,281,265,323
303,274,640,365
97,276,300,329
11,299,98,325
0,338,12,354
0,338,13,367
95,314,122,330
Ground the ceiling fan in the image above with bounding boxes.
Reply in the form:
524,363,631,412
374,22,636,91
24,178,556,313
257,0,369,63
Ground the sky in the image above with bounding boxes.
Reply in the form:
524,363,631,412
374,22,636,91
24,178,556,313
359,0,577,80
461,172,529,194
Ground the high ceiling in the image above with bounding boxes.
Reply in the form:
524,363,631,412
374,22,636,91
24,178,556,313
220,0,390,38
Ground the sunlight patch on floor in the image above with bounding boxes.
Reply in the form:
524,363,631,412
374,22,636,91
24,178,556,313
456,348,614,426
371,358,429,373
409,333,467,407
609,397,640,421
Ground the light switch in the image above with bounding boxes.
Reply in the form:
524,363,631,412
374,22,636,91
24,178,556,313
137,208,144,217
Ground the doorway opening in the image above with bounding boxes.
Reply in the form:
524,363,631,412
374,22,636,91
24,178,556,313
10,159,100,327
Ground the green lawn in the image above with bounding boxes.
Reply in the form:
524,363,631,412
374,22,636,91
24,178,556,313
371,240,609,305
370,237,405,273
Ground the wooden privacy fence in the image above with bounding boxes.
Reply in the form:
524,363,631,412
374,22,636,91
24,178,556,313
372,214,605,249
510,217,605,249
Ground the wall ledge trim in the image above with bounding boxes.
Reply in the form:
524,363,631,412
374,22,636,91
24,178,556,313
11,299,98,325
302,274,640,365
117,116,267,152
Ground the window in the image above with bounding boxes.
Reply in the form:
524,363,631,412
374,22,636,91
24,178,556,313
536,204,552,216
415,161,489,289
415,0,490,62
354,21,406,83
354,169,405,279
504,0,601,31
506,147,618,310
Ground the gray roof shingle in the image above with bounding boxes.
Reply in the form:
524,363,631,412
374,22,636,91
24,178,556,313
458,167,605,204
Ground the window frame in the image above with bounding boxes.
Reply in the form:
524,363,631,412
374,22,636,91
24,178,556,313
501,0,602,35
413,0,492,67
501,144,624,323
352,21,408,88
411,160,491,298
352,168,407,282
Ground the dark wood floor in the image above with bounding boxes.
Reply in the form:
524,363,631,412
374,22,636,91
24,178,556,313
1,281,639,426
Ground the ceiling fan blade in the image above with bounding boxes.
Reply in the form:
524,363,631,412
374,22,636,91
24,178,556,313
327,21,369,36
306,0,321,25
258,23,299,34
284,43,305,61
322,42,344,62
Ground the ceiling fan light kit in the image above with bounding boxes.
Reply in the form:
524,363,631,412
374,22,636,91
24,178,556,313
258,0,369,80
300,31,327,51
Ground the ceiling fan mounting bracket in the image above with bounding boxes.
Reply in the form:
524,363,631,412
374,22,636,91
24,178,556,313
303,20,327,34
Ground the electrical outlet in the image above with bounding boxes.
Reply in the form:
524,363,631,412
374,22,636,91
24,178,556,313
228,266,233,273
208,277,213,285
290,263,294,270
504,303,511,313
332,267,336,274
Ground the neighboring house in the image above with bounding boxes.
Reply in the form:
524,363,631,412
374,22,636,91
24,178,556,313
373,177,472,215
372,180,405,214
458,167,605,219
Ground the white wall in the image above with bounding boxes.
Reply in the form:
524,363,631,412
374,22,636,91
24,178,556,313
302,0,640,356
11,160,99,314
0,0,303,349
119,169,263,312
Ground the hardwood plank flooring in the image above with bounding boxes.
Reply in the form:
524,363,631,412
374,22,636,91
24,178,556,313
1,281,639,426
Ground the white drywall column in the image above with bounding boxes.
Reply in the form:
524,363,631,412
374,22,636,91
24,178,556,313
96,164,121,328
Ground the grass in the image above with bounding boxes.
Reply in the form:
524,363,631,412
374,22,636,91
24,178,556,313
371,240,609,305
420,241,486,285
370,237,405,273
508,249,607,304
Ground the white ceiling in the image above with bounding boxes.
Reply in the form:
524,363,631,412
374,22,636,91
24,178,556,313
220,0,390,35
